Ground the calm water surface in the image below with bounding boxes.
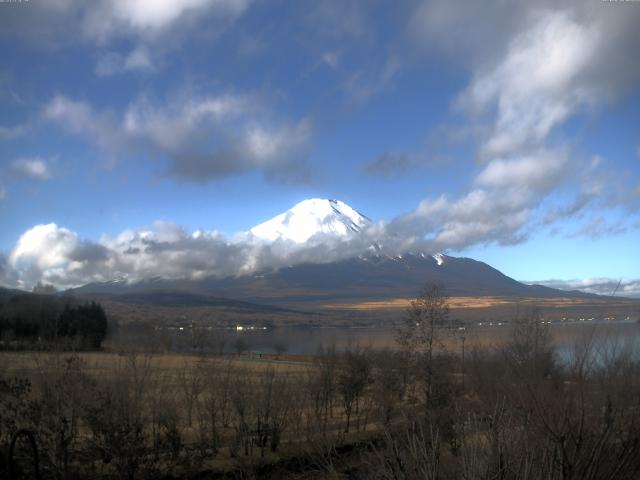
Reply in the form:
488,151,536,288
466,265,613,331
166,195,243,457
134,320,640,358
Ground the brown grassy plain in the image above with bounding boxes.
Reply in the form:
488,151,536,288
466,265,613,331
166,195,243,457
323,295,640,311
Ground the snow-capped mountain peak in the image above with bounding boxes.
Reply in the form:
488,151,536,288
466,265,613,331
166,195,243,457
249,198,371,243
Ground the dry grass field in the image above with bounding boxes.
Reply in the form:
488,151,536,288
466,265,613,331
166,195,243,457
323,295,640,311
3,315,640,479
0,350,311,381
0,349,350,478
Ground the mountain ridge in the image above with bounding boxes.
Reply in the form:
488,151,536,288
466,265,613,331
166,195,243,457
63,199,616,307
69,252,599,306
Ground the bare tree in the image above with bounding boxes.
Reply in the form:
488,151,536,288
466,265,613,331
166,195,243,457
213,332,227,356
82,354,154,480
196,358,236,455
371,350,406,426
503,306,556,382
253,367,294,455
273,341,288,359
337,346,371,433
369,421,441,480
308,344,338,433
396,283,450,411
397,284,450,356
234,337,248,356
32,353,89,478
229,369,253,457
178,359,204,427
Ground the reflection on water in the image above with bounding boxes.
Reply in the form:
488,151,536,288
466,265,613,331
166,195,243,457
110,320,640,359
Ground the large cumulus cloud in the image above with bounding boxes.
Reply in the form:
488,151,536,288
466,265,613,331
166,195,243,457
5,220,638,299
43,92,312,182
382,1,640,250
0,0,252,77
2,220,413,290
0,0,250,45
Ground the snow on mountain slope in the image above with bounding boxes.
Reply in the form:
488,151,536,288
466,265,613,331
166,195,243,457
249,198,371,243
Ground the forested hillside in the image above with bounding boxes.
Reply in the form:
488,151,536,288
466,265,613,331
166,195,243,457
0,289,109,349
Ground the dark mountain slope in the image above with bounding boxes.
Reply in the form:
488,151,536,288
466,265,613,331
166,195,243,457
70,253,596,307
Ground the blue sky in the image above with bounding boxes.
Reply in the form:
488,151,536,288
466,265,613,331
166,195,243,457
0,0,639,295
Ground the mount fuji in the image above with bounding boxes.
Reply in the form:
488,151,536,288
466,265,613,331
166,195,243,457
66,197,628,324
249,198,371,243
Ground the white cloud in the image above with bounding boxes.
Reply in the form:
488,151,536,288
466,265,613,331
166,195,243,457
475,149,569,192
363,151,420,177
95,52,123,76
9,157,52,181
2,218,390,289
529,278,640,299
392,188,531,250
95,46,155,76
0,0,252,85
8,224,81,288
245,121,311,163
570,216,627,239
1,207,636,290
43,91,312,182
307,0,369,40
344,55,401,103
460,9,599,159
321,51,340,69
387,148,572,251
0,0,251,46
43,96,108,140
124,45,155,71
394,4,640,251
10,224,77,271
83,0,250,41
0,125,25,140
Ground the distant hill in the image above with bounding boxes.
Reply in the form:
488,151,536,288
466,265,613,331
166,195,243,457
70,252,596,307
0,286,29,301
0,287,110,348
38,198,639,325
74,289,298,313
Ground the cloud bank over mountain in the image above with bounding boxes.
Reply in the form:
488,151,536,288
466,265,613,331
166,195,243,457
2,198,638,299
529,278,640,299
0,200,405,290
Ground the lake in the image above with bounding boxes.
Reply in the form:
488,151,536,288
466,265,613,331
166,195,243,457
111,319,640,360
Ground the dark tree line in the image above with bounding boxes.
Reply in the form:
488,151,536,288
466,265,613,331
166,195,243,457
56,302,108,349
0,294,108,349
